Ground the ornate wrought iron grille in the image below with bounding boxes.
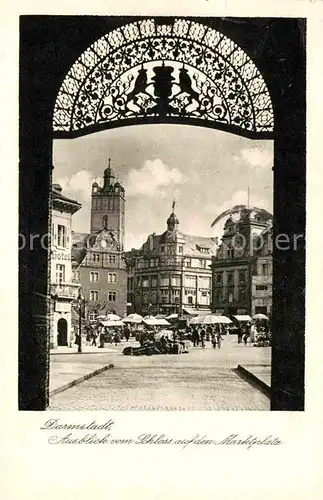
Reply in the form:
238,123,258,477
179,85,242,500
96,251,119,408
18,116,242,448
53,18,274,137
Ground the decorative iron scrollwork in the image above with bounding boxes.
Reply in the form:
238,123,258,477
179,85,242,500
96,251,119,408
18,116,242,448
53,18,274,135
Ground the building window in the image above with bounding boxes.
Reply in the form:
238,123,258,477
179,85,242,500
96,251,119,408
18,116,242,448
239,270,246,283
185,258,192,268
171,275,181,287
56,264,65,284
90,290,99,301
262,264,269,276
161,296,168,303
109,254,116,264
136,276,141,287
160,274,169,286
256,285,268,291
227,272,233,284
73,270,80,282
151,275,158,288
187,296,193,305
185,275,196,287
178,246,183,253
88,310,98,321
160,246,165,253
108,291,116,301
239,288,246,303
108,273,117,283
142,275,149,288
216,272,223,284
90,271,99,282
216,290,222,303
92,253,100,262
201,291,208,297
199,259,206,268
57,224,68,248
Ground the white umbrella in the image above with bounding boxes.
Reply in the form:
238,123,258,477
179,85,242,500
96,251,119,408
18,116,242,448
199,315,223,325
252,313,269,320
218,316,232,324
106,313,122,321
123,313,143,324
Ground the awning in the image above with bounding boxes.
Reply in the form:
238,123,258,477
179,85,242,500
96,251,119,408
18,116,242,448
233,315,252,322
100,320,124,327
182,308,211,316
143,318,170,326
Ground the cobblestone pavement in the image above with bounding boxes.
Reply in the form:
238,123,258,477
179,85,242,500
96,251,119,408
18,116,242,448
49,336,271,411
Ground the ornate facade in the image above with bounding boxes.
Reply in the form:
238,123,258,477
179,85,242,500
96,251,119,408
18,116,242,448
126,203,217,316
211,208,272,317
72,162,127,319
50,184,82,348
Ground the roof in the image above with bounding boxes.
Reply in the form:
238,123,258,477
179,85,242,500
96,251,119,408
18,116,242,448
52,187,82,213
139,232,217,258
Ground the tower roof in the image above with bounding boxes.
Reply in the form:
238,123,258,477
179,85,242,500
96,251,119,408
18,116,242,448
104,158,115,178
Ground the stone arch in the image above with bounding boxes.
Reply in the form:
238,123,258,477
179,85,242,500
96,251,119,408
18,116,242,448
53,18,273,139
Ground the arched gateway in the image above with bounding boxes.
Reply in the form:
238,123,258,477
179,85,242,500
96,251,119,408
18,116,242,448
53,18,273,138
19,16,305,411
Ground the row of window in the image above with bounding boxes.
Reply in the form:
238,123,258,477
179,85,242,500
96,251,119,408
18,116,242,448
89,290,116,302
137,274,211,288
215,270,246,284
214,289,247,304
92,198,119,211
137,257,209,269
73,271,117,283
215,264,270,284
89,271,117,283
90,253,117,263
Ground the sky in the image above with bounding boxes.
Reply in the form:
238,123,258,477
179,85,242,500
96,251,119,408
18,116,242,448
53,124,273,251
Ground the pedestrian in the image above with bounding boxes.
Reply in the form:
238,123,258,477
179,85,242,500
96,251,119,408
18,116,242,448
124,325,130,342
113,331,121,347
192,327,199,347
200,327,206,348
243,326,249,345
250,322,257,343
237,326,243,344
211,331,217,349
215,330,222,349
91,330,98,346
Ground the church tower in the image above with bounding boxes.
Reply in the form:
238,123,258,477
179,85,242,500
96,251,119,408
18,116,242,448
90,159,125,250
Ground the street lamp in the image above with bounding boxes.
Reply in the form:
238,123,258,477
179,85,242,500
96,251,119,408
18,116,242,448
77,288,86,353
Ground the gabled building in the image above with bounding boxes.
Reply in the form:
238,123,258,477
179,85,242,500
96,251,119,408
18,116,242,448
125,203,217,316
50,184,82,348
211,207,272,317
72,161,127,320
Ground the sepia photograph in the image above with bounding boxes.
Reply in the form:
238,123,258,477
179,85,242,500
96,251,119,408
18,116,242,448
19,15,305,411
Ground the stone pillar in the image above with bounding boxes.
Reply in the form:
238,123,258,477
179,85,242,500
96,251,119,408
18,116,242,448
269,20,305,410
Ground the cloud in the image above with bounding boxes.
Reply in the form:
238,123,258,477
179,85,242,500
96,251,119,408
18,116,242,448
239,147,272,168
54,169,95,202
124,159,184,197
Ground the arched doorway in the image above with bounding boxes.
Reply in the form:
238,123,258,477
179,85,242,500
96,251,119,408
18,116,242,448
57,318,68,346
19,16,305,410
